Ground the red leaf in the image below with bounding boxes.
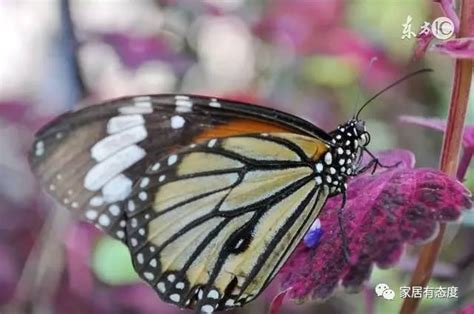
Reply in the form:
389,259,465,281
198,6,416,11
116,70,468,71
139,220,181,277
279,149,472,301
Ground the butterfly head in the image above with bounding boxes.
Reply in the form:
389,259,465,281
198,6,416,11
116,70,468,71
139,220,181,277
331,118,370,150
318,119,370,195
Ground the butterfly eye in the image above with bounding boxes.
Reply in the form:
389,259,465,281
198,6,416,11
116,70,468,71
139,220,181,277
360,132,371,146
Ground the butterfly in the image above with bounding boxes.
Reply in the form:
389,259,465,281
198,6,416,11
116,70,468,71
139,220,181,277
29,93,374,313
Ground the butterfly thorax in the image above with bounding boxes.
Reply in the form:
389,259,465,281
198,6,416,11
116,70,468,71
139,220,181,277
315,119,369,196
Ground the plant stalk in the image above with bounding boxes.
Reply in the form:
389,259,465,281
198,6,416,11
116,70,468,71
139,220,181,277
400,1,473,313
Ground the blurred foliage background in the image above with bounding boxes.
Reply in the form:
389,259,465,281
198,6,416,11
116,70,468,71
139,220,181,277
0,1,473,313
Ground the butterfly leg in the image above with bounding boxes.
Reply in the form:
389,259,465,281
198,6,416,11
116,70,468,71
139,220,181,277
358,148,401,175
337,192,351,263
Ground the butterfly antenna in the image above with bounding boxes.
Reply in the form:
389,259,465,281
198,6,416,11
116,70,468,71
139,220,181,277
355,68,433,120
352,57,378,118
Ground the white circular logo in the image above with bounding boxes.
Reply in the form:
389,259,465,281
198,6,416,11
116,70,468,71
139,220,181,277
431,17,455,40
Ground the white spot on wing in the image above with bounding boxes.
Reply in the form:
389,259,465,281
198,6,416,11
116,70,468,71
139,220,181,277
134,96,152,108
139,192,148,201
170,115,185,129
157,282,166,293
324,152,332,165
315,176,322,185
119,106,153,114
84,145,146,191
85,209,98,220
167,154,178,165
144,272,154,281
98,214,110,226
107,115,145,134
137,253,144,264
127,200,136,212
102,174,133,203
201,304,214,313
35,141,44,156
175,98,193,112
175,95,190,100
315,163,323,172
208,139,217,147
140,177,150,188
91,125,147,162
208,290,219,299
89,196,104,207
209,99,221,108
170,294,180,302
151,162,160,171
108,204,120,216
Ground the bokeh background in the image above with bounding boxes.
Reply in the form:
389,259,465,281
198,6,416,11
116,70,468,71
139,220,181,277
0,1,473,313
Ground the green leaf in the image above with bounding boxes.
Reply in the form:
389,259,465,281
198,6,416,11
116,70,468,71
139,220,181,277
92,236,139,285
303,56,357,87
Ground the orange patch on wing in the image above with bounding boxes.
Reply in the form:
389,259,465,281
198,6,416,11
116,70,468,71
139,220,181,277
194,119,297,142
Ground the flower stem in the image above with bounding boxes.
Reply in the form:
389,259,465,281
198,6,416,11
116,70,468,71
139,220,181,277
457,148,474,181
400,1,473,313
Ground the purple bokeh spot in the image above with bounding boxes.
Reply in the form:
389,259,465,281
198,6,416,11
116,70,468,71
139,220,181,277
304,218,323,248
100,32,191,73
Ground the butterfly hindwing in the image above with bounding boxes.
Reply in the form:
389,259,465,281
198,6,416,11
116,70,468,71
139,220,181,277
29,95,331,242
125,132,330,311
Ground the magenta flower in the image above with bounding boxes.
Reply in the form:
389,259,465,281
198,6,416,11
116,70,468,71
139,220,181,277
456,304,474,314
400,116,474,150
431,37,474,59
435,0,461,33
416,0,474,59
400,116,474,180
277,149,471,303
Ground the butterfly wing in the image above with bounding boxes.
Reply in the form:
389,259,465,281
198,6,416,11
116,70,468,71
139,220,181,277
125,132,330,312
29,95,333,312
29,94,331,241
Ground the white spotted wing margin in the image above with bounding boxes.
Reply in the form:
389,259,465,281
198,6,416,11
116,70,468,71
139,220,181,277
29,94,331,242
124,133,329,313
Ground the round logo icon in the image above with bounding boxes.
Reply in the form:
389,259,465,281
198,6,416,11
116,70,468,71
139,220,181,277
431,17,455,40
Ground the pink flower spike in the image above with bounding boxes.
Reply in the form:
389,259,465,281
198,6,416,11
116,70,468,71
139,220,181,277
415,31,435,59
415,0,461,58
400,115,474,181
399,115,474,149
279,149,472,301
434,0,460,34
430,37,474,59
